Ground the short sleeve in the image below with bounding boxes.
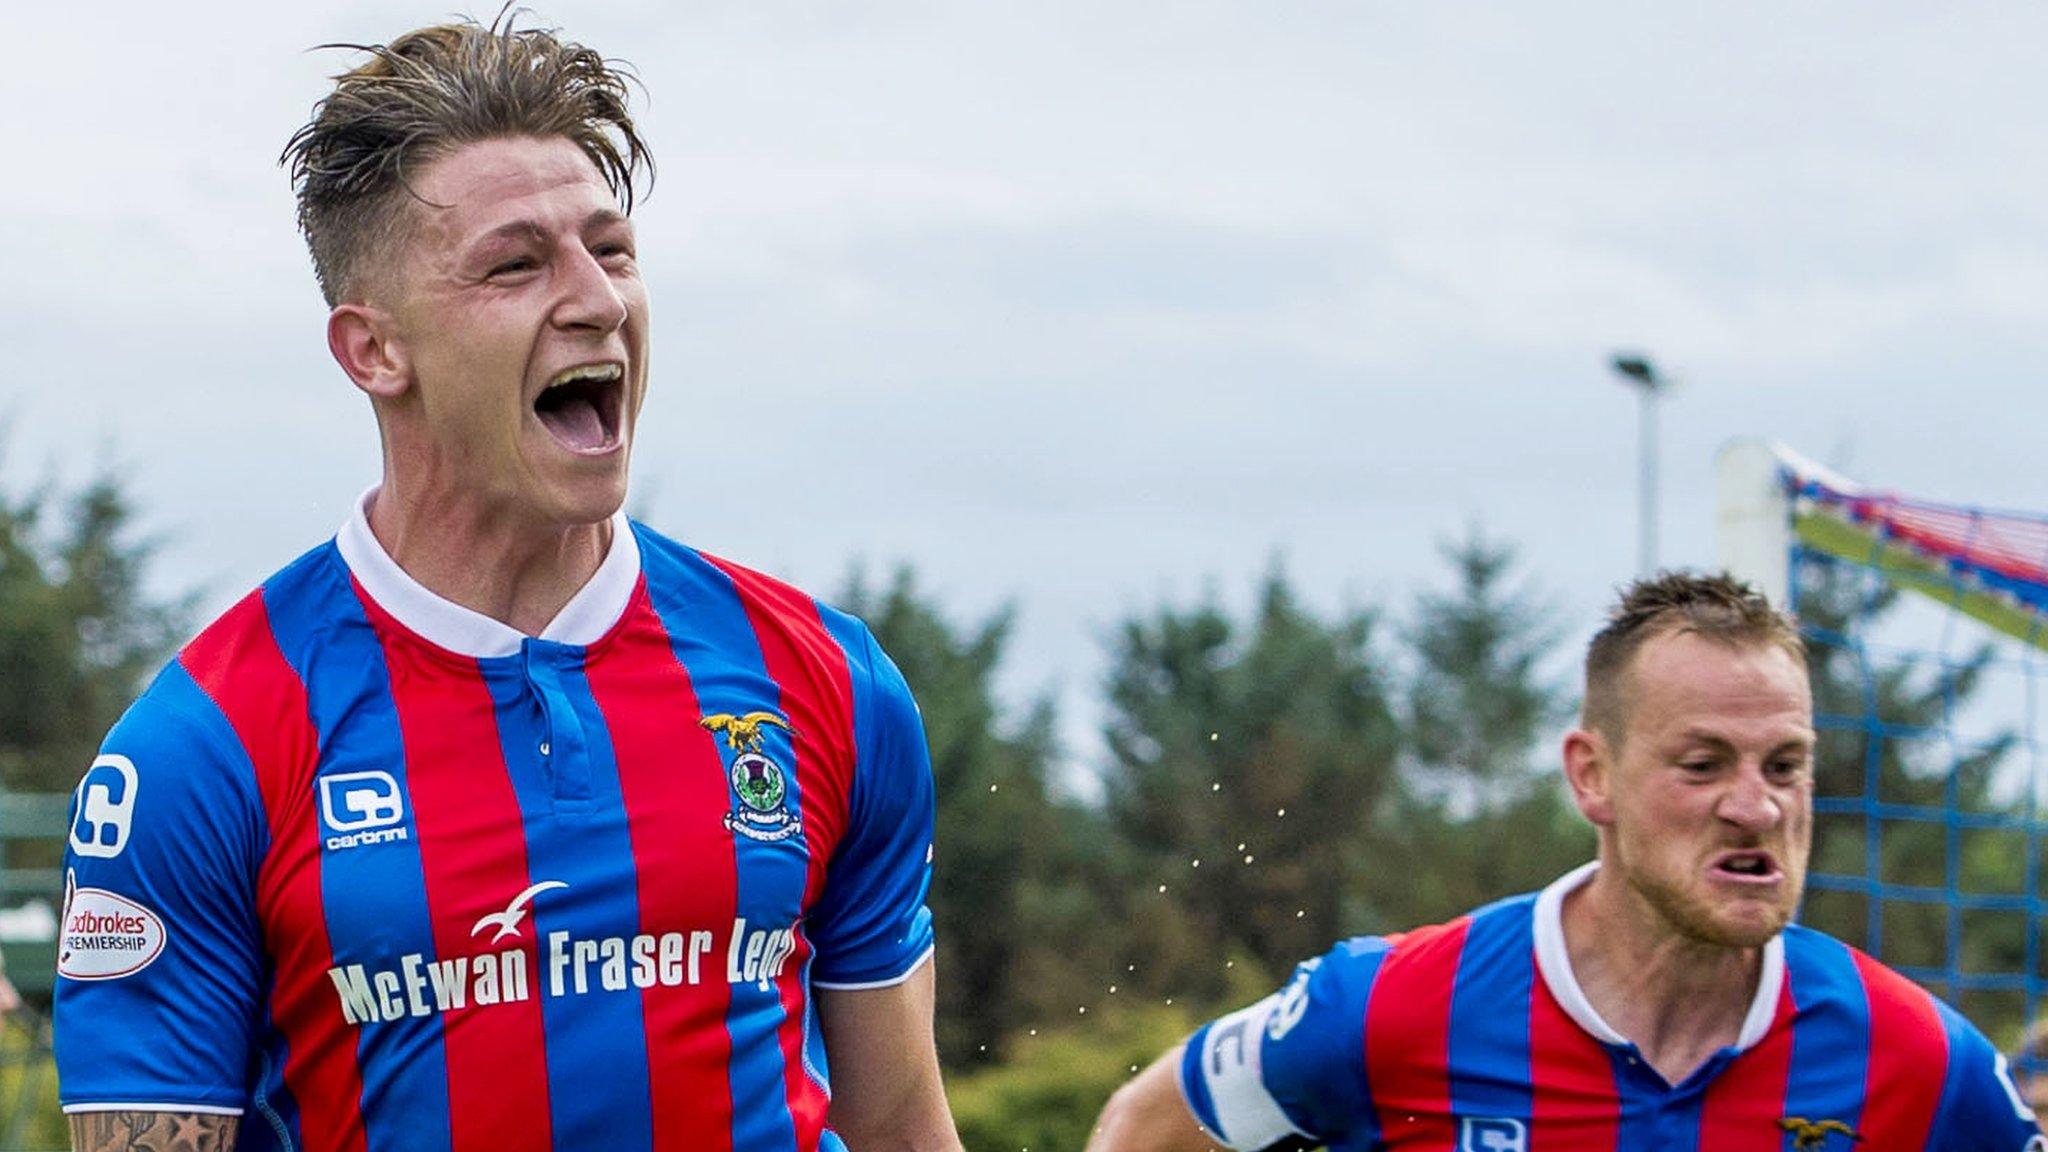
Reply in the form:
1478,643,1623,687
1929,1002,2045,1152
1179,937,1390,1150
805,626,936,988
54,661,270,1114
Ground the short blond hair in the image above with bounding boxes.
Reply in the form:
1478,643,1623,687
281,14,652,305
1583,571,1806,745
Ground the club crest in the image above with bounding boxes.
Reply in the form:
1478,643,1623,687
702,712,801,843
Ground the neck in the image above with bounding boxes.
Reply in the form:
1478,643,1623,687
1560,867,1764,1086
366,481,611,637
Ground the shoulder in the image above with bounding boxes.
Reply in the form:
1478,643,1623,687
1267,900,1519,1045
106,545,329,776
1785,918,2007,1074
1182,906,1525,1152
1375,892,1532,983
179,540,357,688
1780,929,2042,1147
629,524,874,665
630,525,911,715
1782,926,1948,1051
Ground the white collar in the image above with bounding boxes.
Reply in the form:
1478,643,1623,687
335,488,641,658
1531,861,1784,1054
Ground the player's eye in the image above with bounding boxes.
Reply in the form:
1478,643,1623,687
489,256,538,277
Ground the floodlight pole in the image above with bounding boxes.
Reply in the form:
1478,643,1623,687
1610,353,1668,576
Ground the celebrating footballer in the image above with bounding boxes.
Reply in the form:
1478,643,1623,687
56,16,961,1152
1090,573,2045,1152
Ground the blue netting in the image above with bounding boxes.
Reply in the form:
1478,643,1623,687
1783,470,2048,1064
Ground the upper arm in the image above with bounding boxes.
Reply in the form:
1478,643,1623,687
54,666,270,1116
1164,940,1386,1151
68,1111,241,1152
816,959,959,1151
808,626,936,988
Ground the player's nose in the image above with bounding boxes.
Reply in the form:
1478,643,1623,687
552,244,628,333
1717,764,1782,830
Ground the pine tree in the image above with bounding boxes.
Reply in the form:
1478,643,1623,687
0,463,191,795
1377,530,1591,928
1099,563,1401,997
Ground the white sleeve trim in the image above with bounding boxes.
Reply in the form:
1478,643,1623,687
1187,994,1307,1150
63,1102,245,1116
810,944,935,991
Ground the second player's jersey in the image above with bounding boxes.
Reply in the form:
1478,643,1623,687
1182,863,2044,1152
55,502,936,1152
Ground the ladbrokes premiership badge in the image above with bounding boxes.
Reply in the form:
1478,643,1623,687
58,868,167,981
701,712,802,843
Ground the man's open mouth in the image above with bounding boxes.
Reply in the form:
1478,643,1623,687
535,363,624,453
1712,850,1781,881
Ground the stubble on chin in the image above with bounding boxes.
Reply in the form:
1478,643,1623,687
1626,863,1793,950
1611,826,1796,949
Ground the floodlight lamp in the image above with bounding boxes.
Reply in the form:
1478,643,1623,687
1610,353,1662,391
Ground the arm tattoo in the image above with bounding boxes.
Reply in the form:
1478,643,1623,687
69,1112,240,1152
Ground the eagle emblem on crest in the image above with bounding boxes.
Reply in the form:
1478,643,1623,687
1780,1117,1859,1150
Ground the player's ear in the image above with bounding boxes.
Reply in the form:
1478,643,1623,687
327,303,412,401
1562,727,1616,827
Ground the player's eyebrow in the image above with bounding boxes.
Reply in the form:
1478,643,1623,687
466,208,632,257
1671,727,1815,754
582,206,631,233
464,219,549,257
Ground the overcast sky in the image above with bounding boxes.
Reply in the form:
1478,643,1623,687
7,2,2047,780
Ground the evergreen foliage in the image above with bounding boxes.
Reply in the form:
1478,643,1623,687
837,567,1115,1069
1378,529,1592,927
1099,562,1401,998
0,460,190,795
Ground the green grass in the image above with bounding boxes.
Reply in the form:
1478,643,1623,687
0,1010,64,1152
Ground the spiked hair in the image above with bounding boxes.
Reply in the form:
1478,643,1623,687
281,13,652,305
1582,570,1806,745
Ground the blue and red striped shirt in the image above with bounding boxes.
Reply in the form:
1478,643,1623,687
1181,863,2043,1152
55,499,936,1152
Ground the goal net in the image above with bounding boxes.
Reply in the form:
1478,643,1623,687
1718,440,2048,1054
